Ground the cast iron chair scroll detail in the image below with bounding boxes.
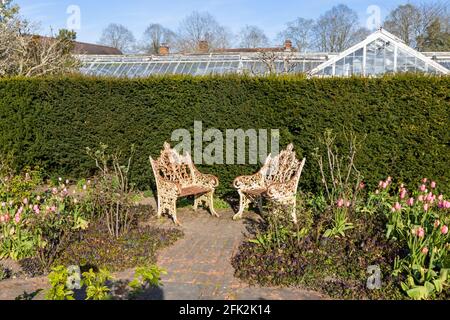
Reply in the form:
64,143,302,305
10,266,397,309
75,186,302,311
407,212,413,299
150,142,219,225
232,143,306,223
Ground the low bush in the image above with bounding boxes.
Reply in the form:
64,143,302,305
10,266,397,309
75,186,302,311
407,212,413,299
45,264,167,300
0,169,90,271
55,220,183,272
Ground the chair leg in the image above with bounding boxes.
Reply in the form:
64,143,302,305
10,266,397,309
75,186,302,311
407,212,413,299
233,190,249,220
193,197,199,211
159,195,179,225
208,191,219,218
171,198,181,226
156,195,163,218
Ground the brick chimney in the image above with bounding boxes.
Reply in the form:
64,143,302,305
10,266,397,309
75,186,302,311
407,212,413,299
158,43,170,55
198,40,209,53
284,40,293,51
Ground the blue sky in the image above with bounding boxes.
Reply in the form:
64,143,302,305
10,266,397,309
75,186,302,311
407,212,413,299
16,0,411,45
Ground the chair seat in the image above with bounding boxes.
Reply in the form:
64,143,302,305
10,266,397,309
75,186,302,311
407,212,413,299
180,186,211,197
242,188,267,196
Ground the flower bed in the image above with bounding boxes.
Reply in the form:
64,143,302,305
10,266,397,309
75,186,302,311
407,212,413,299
0,164,183,278
232,178,450,300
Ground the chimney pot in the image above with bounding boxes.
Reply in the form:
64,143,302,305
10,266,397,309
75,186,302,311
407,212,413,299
159,43,170,55
198,40,209,53
284,40,293,51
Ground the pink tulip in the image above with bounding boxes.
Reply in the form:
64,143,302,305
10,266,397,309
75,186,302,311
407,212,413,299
400,189,407,199
387,176,392,182
359,182,365,190
421,247,429,255
419,184,426,192
416,227,425,238
445,201,450,209
33,205,40,214
0,215,4,223
422,178,428,183
14,213,20,224
337,199,344,208
441,225,449,235
423,203,429,212
382,182,388,189
50,206,57,213
378,181,383,188
4,214,9,222
407,198,414,206
346,201,351,208
17,206,23,214
394,202,402,211
23,198,28,205
431,181,436,189
418,195,424,202
52,188,58,194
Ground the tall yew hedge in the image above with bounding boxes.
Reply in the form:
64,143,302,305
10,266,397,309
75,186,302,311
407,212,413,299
0,75,449,195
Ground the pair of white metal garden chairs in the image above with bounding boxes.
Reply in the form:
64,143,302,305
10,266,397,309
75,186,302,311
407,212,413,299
150,142,306,225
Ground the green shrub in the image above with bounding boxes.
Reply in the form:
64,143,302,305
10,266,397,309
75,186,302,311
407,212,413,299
0,75,448,195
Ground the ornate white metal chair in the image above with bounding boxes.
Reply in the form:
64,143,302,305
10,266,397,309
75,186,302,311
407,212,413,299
150,142,219,225
233,144,306,223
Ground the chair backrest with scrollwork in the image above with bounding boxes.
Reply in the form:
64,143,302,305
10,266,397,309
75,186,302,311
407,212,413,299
261,144,302,186
150,142,195,187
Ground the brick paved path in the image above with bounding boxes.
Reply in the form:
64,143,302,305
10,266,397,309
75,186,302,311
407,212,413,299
0,206,325,300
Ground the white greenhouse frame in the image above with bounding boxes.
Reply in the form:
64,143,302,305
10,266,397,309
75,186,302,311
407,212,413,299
308,29,449,77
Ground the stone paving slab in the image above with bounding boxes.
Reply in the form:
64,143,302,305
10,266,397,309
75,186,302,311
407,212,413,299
0,204,325,300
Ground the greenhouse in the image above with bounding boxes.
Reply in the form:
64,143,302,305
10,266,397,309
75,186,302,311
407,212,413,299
77,29,449,77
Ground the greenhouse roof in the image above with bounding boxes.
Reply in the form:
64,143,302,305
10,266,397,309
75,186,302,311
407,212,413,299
77,30,449,78
308,29,449,76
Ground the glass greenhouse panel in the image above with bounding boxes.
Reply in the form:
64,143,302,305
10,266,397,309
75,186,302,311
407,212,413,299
365,39,395,75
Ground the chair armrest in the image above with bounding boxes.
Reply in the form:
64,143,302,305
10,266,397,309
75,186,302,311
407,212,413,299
155,177,181,197
193,167,219,188
233,172,264,190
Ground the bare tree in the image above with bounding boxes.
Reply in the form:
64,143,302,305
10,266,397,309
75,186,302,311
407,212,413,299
0,0,19,22
383,4,422,47
238,25,269,48
176,11,232,52
312,4,366,52
251,51,299,75
383,1,449,49
277,17,315,52
140,23,176,54
99,23,135,53
0,5,79,77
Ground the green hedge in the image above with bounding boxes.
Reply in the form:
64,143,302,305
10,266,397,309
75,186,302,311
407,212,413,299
0,75,449,195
